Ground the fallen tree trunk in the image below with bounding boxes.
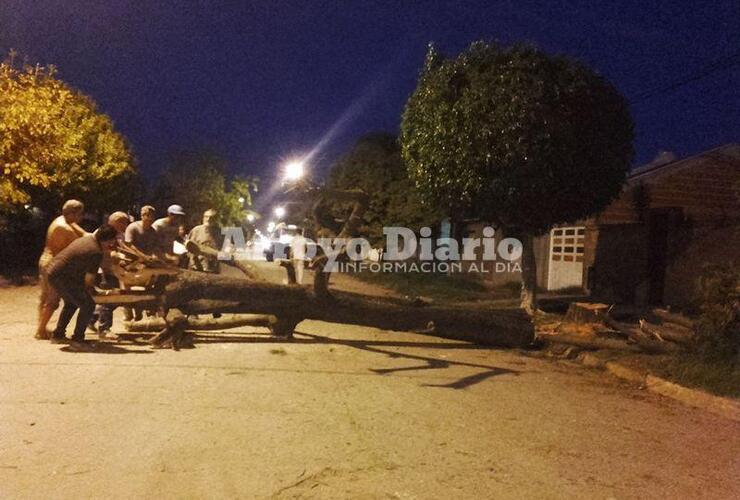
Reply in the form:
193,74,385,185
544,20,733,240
155,271,533,347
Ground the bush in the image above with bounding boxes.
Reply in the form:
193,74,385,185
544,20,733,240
694,263,740,364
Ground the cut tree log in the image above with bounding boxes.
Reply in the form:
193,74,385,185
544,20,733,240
609,319,683,354
639,319,694,345
536,330,642,352
651,308,695,330
565,302,611,324
124,314,274,332
630,330,683,354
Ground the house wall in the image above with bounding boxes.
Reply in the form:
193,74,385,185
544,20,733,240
596,147,740,226
588,223,650,304
590,144,740,306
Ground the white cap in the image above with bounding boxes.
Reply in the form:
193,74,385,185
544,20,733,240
167,204,185,215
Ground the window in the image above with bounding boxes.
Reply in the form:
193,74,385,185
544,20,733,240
550,227,586,262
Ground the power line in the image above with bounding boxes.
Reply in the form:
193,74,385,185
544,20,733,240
630,50,740,104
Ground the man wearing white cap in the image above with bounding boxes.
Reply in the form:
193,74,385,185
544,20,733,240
152,204,185,264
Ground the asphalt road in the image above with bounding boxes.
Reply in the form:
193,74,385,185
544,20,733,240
0,279,738,499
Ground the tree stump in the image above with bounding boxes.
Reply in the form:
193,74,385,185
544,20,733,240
565,302,611,324
149,309,190,350
268,316,302,339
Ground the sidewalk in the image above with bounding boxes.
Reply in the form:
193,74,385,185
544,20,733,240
538,348,740,423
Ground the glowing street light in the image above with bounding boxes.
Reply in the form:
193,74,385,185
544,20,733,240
238,196,245,204
246,213,255,222
283,161,305,182
274,206,286,218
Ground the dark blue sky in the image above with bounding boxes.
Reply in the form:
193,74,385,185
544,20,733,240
2,0,739,185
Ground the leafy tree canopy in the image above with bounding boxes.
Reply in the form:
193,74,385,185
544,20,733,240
0,51,137,214
327,132,440,244
154,150,258,227
401,42,634,235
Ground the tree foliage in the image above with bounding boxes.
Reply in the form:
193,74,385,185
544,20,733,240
327,133,439,245
400,42,634,235
0,52,137,214
154,150,258,227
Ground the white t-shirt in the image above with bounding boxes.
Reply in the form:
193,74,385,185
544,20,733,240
292,235,307,260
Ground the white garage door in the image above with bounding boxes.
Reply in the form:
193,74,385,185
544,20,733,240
547,226,585,291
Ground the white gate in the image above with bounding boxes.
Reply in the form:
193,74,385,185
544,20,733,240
547,226,585,291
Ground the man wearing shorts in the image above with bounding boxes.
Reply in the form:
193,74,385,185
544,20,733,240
35,200,86,340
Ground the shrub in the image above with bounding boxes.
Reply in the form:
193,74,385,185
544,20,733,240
694,263,740,364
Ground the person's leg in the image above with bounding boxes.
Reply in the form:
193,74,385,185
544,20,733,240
97,272,118,332
51,301,77,340
98,304,114,332
88,306,100,332
36,271,60,339
122,306,134,321
49,278,82,340
70,288,95,342
294,259,304,284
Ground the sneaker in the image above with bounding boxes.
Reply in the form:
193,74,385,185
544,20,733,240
50,336,69,344
98,329,118,341
68,340,96,352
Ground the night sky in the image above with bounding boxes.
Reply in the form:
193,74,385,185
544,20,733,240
2,1,739,190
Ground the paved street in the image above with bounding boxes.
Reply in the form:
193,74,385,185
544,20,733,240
0,281,738,499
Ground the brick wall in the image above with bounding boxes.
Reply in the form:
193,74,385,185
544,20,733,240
590,144,740,306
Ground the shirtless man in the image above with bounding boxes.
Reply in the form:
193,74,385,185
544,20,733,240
35,200,86,339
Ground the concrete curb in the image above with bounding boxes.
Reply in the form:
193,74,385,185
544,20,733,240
645,375,740,423
574,352,740,423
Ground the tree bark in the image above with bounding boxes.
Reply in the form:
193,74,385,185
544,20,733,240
651,308,695,330
639,319,694,345
536,331,642,352
565,302,611,324
124,314,273,332
519,232,538,315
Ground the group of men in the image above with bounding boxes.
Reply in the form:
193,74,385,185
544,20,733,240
35,201,223,351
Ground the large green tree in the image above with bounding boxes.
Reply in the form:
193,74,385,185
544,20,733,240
327,133,439,245
155,150,258,227
0,52,137,214
401,42,634,312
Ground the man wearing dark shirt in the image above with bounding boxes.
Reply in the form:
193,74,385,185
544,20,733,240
47,225,118,351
